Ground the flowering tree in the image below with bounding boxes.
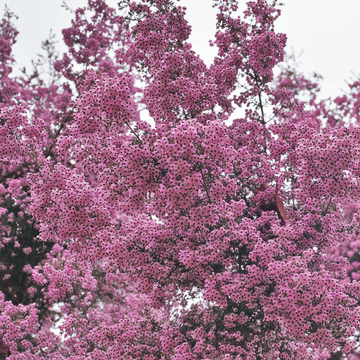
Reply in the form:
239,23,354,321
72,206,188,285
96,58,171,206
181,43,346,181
1,0,360,359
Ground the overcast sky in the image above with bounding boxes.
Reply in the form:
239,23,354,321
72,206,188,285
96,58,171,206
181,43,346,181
2,0,360,102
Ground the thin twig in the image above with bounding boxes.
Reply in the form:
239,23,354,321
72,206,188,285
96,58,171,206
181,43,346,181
254,74,266,125
200,166,212,203
322,196,333,216
124,120,142,144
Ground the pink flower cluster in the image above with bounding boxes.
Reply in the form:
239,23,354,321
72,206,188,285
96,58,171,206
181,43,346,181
1,0,360,359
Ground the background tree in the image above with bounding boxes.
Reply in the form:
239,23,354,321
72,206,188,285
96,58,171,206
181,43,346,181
1,0,360,359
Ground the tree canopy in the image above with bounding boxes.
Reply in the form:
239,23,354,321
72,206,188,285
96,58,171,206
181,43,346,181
1,1,360,359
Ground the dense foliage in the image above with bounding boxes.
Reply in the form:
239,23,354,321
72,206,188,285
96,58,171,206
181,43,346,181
1,0,360,358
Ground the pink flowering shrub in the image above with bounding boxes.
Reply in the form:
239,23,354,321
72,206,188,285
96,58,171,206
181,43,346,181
1,0,360,358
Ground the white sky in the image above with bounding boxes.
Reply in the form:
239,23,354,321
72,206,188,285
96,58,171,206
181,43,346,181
2,0,360,101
